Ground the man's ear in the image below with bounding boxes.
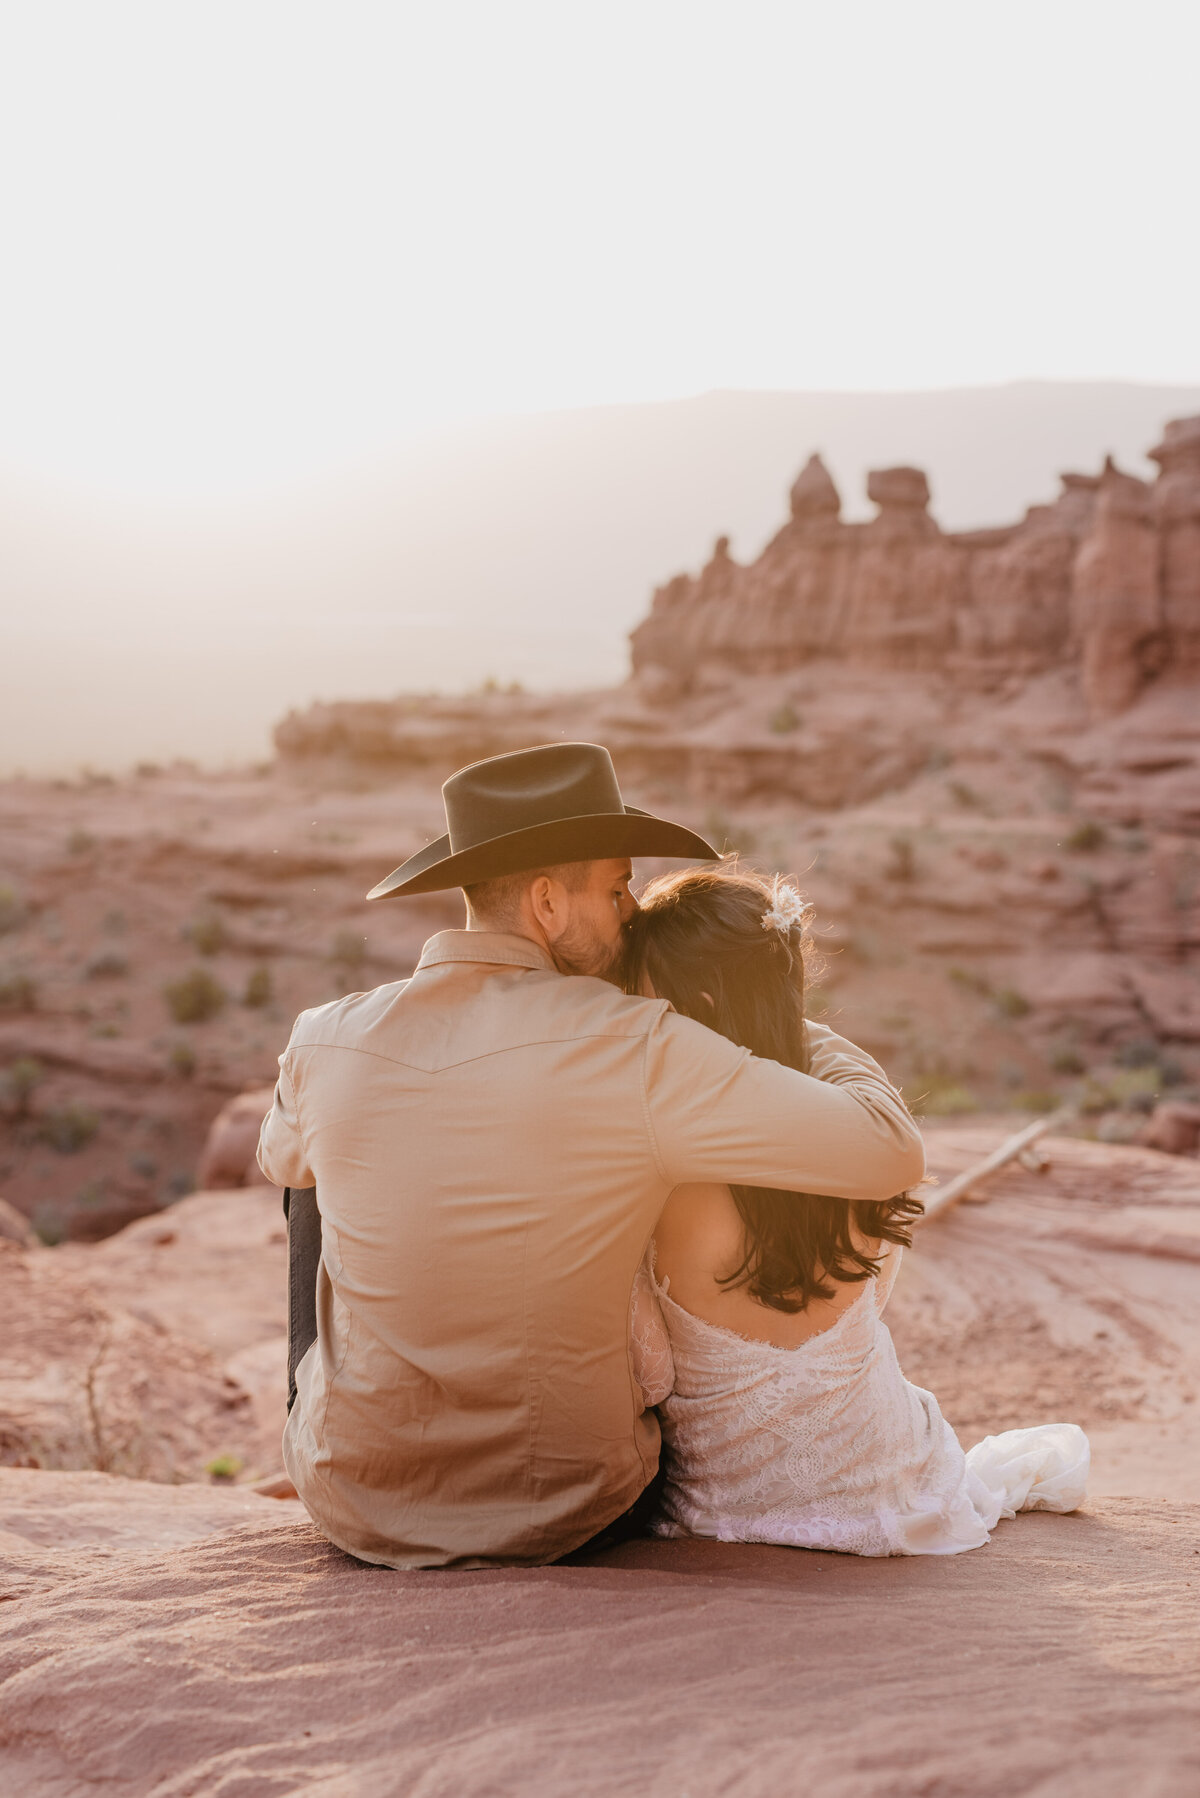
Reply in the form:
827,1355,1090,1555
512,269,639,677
527,874,559,933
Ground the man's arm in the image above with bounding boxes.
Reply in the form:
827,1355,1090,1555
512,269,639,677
643,1011,924,1201
257,1057,315,1189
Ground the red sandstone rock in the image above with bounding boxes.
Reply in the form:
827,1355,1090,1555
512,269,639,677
1072,460,1162,718
1138,1101,1200,1156
0,1199,32,1246
195,1086,276,1189
627,415,1199,706
1149,415,1200,670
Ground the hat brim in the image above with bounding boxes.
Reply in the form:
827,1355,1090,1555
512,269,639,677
366,807,718,899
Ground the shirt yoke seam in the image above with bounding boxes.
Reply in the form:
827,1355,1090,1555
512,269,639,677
285,1030,655,1075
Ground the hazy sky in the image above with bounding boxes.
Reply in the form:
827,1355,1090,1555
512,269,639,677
1,0,1197,498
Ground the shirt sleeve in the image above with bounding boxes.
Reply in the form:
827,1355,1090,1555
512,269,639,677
256,1054,315,1189
643,1010,925,1202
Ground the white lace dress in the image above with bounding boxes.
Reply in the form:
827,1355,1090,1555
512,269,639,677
629,1245,1088,1557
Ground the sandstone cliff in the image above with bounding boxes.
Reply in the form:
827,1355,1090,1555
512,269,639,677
629,416,1200,717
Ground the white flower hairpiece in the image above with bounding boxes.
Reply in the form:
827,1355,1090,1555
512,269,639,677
761,881,813,937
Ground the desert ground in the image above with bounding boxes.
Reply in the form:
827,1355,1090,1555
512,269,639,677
3,1128,1200,1793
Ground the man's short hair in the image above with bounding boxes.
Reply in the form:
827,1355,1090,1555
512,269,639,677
463,861,593,928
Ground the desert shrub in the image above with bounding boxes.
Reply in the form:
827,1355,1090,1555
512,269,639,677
128,1152,158,1178
0,884,26,935
767,701,801,734
885,837,916,882
947,779,981,809
992,987,1031,1019
948,965,991,996
0,1055,43,1117
1106,1067,1161,1110
187,913,228,956
85,949,129,979
39,1102,101,1154
1114,1038,1159,1069
1065,820,1106,852
164,968,226,1024
166,1170,194,1198
1015,1089,1059,1112
243,966,273,1008
916,1082,978,1117
135,762,162,777
31,1201,68,1246
66,828,95,856
0,969,36,1012
206,1453,243,1482
167,1040,196,1077
1051,1048,1086,1076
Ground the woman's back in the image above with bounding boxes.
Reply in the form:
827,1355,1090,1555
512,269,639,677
642,1220,997,1556
653,1180,889,1349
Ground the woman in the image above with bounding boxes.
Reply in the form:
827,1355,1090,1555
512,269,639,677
625,864,1088,1557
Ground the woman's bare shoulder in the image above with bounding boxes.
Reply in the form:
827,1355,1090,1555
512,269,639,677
654,1183,742,1272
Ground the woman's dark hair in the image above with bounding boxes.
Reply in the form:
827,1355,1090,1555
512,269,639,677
624,862,922,1313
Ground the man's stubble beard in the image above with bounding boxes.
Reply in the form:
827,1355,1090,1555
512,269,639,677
552,922,629,985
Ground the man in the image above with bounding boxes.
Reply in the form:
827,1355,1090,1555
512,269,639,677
258,741,924,1568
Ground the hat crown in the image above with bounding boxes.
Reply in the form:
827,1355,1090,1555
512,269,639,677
442,743,626,854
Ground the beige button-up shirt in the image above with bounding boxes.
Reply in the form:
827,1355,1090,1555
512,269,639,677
258,929,924,1569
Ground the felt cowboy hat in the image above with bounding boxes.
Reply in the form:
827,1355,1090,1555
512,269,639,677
367,742,717,899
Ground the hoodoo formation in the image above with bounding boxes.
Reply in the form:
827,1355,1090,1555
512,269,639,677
630,416,1200,717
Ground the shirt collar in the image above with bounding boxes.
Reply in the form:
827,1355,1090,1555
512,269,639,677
415,929,557,974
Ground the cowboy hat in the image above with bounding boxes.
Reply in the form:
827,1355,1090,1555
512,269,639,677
367,742,716,899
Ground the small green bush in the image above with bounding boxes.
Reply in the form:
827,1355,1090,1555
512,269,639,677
917,1082,978,1117
205,1453,243,1482
1051,1048,1086,1076
1065,821,1106,852
167,1040,196,1077
0,885,26,935
187,913,228,956
31,1202,67,1246
948,966,991,997
243,966,273,1008
66,827,95,855
164,968,226,1024
767,702,801,735
0,970,36,1012
1015,1090,1059,1112
993,987,1031,1019
885,837,916,882
39,1102,101,1154
85,949,129,979
0,1055,43,1117
947,779,981,809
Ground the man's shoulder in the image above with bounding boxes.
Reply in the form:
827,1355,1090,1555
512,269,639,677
284,981,412,1051
522,971,671,1039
